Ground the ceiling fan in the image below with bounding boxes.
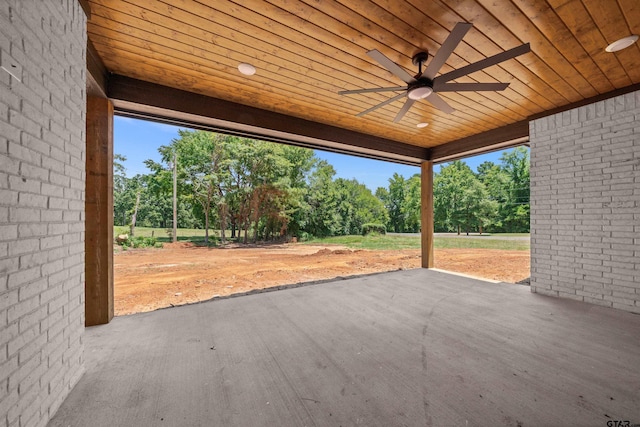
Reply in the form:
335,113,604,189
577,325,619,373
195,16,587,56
338,22,531,123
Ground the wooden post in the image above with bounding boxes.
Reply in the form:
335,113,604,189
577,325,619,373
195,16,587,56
85,96,114,326
172,151,177,243
421,160,434,268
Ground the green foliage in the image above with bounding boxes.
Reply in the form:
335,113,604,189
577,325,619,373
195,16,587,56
115,130,389,242
114,226,129,236
402,175,421,233
432,149,530,234
434,160,490,234
334,178,388,235
377,173,421,234
362,223,386,235
384,173,407,232
371,148,529,235
114,127,529,241
116,235,162,249
498,147,530,232
305,160,341,238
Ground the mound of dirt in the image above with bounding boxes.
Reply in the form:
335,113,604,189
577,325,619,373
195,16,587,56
308,248,357,256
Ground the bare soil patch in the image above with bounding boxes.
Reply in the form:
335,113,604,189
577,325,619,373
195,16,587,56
114,242,529,316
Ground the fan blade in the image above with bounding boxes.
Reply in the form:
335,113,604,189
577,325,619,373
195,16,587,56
339,86,406,95
437,43,531,83
433,82,509,92
426,93,455,114
422,22,473,79
356,92,406,117
367,49,415,84
393,99,416,123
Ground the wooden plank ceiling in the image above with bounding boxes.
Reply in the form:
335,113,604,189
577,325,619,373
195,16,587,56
85,0,640,162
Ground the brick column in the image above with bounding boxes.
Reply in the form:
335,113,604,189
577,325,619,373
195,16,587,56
0,1,87,424
530,90,640,313
85,96,114,325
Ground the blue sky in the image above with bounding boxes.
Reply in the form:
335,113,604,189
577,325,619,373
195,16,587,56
114,116,513,191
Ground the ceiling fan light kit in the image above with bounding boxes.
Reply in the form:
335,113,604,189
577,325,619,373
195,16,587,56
408,85,433,100
338,22,531,123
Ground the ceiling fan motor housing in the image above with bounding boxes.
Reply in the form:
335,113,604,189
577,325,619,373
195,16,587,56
407,78,433,99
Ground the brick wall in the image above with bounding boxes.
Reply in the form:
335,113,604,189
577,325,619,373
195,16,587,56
530,90,640,313
0,1,86,426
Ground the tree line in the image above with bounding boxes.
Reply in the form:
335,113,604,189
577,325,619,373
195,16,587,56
114,130,529,242
432,148,529,234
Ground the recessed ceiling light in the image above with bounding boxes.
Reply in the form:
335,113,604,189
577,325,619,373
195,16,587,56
417,122,429,128
238,63,256,76
605,35,639,53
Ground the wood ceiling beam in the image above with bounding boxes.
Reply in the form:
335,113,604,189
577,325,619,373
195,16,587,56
429,120,530,163
429,83,640,163
87,39,108,97
78,0,91,18
107,75,429,165
528,83,640,121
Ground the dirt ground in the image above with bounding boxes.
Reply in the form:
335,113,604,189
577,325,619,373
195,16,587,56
114,242,530,316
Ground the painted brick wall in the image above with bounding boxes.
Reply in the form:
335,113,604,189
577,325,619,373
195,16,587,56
530,90,640,313
0,1,86,426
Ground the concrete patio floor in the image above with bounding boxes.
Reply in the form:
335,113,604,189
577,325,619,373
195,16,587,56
48,269,640,427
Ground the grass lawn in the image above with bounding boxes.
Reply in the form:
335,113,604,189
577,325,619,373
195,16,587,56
114,227,530,251
305,234,421,250
304,234,530,251
114,226,220,243
436,232,531,237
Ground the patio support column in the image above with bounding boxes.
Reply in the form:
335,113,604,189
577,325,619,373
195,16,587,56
421,160,434,268
85,95,114,326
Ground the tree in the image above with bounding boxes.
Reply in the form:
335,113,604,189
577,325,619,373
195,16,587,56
334,178,388,235
385,173,407,232
499,147,530,232
125,175,146,237
145,154,182,230
225,138,290,243
305,160,341,237
476,161,508,232
279,145,316,238
458,177,491,235
113,154,127,192
113,156,167,232
172,151,178,243
434,160,488,234
402,174,421,233
172,130,227,244
113,154,129,226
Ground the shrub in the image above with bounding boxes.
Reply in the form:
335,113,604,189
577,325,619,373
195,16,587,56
362,223,386,235
116,235,162,249
298,232,311,242
131,236,160,248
